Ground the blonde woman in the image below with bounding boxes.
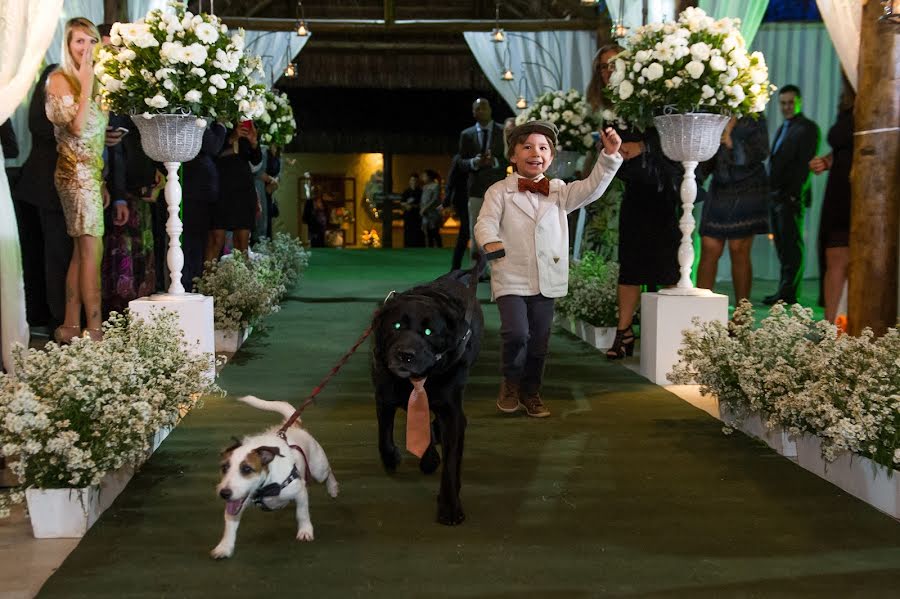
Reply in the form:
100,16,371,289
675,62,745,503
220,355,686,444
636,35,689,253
45,17,108,342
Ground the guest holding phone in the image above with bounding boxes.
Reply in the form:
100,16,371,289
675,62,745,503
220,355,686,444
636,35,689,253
207,120,262,261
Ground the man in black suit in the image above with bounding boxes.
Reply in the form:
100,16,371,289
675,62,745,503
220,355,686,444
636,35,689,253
765,84,819,305
13,64,71,331
457,98,508,268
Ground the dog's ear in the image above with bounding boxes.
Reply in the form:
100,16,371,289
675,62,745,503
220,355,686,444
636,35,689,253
221,437,242,456
254,446,283,466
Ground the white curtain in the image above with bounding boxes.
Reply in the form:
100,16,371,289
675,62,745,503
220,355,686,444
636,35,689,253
698,0,769,46
4,0,103,169
706,22,842,283
0,0,64,372
463,31,596,112
815,0,861,90
128,0,169,23
607,0,677,30
244,31,311,89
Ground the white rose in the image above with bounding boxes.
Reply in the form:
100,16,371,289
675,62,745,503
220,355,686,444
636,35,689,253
144,94,169,109
209,74,227,89
637,76,646,84
635,50,651,63
570,115,583,127
191,67,206,77
110,34,122,46
133,33,159,49
671,76,683,88
195,22,219,44
185,89,202,102
618,80,634,100
162,79,175,91
751,68,768,84
632,62,643,73
230,32,245,51
615,58,626,73
690,42,711,62
646,62,664,81
208,86,217,95
181,43,208,67
196,118,207,127
709,56,727,72
609,70,625,87
119,49,136,62
701,85,715,99
685,61,705,79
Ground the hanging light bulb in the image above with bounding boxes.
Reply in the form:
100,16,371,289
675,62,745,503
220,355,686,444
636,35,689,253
612,19,628,39
490,2,504,43
516,96,527,109
296,2,310,36
501,68,514,81
284,62,297,78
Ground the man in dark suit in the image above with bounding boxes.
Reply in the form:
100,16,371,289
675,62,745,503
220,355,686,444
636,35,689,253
457,98,508,268
13,64,71,331
765,84,819,305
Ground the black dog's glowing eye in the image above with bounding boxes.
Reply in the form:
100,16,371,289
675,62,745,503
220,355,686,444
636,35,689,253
425,328,432,336
394,322,401,329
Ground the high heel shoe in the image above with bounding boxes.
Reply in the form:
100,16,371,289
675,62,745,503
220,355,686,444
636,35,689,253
606,326,635,360
85,328,104,342
53,325,82,345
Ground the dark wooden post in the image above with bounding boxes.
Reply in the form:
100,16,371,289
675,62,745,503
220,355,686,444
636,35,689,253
848,1,900,335
104,0,125,23
381,152,393,248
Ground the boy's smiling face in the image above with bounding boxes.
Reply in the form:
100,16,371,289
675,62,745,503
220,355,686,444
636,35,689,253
510,133,555,180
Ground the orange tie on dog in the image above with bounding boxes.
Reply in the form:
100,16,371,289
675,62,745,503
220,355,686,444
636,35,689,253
518,177,550,196
406,378,430,457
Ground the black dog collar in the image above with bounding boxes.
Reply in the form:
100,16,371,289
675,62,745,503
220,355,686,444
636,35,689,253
251,444,310,511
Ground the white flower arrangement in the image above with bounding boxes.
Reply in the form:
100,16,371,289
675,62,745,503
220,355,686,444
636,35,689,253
555,252,619,328
604,7,774,130
515,89,600,152
0,311,218,517
670,301,900,470
194,235,309,331
96,1,267,123
258,89,297,147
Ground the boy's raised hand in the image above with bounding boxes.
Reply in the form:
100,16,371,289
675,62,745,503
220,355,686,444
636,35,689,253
599,127,621,156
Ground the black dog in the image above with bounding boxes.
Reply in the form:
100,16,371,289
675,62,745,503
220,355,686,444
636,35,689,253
371,268,483,525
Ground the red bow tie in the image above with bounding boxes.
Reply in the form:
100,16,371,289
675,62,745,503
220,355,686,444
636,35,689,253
518,177,550,196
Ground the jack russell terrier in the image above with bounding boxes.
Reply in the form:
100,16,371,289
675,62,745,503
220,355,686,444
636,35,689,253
211,395,339,559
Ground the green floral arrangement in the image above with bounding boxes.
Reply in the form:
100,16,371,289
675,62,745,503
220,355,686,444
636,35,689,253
515,89,600,152
194,251,284,331
670,301,900,469
0,311,217,517
555,252,619,328
96,0,266,123
253,233,310,291
258,89,297,147
603,7,774,130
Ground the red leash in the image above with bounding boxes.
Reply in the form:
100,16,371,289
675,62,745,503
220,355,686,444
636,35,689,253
277,325,373,438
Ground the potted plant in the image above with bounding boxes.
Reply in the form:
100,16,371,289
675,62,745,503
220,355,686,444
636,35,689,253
556,252,620,349
96,1,266,294
515,89,599,180
258,89,297,148
604,7,774,294
0,311,216,536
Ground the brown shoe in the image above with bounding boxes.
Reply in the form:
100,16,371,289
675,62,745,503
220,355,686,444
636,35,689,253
496,379,522,413
521,391,550,418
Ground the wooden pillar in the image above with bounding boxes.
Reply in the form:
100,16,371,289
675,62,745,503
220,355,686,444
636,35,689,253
381,152,393,248
104,0,125,23
848,0,900,335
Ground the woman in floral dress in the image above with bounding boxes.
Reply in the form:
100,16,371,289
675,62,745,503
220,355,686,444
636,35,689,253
46,17,108,342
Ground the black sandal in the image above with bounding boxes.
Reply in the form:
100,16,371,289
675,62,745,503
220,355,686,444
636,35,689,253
606,326,635,360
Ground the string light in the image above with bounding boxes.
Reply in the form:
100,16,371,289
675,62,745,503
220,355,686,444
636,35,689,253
296,1,310,36
490,2,505,43
516,96,527,109
501,68,514,81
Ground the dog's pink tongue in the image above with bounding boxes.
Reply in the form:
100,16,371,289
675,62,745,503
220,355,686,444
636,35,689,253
225,500,243,515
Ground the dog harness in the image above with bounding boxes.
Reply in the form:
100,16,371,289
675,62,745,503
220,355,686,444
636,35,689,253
251,444,310,511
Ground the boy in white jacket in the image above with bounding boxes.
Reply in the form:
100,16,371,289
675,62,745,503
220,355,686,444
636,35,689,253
474,120,622,417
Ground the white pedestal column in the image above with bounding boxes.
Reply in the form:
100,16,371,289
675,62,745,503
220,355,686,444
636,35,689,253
128,295,216,381
639,291,728,385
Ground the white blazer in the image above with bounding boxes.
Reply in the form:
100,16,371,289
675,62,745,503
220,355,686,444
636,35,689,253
474,150,622,299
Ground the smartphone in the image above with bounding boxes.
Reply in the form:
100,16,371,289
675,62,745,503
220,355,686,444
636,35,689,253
240,120,253,130
591,131,601,142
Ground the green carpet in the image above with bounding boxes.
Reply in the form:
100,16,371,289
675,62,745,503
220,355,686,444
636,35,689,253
39,249,899,597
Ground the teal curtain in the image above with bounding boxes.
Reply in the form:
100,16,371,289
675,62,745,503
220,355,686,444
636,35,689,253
698,0,769,46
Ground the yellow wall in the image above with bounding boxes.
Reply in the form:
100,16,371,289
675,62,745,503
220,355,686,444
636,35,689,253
272,152,456,247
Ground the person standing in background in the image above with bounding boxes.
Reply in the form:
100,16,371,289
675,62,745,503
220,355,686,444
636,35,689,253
809,79,855,323
13,64,69,333
457,98,507,271
45,18,108,342
765,84,819,305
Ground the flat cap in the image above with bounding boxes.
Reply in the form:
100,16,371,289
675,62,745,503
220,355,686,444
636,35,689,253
505,120,559,155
